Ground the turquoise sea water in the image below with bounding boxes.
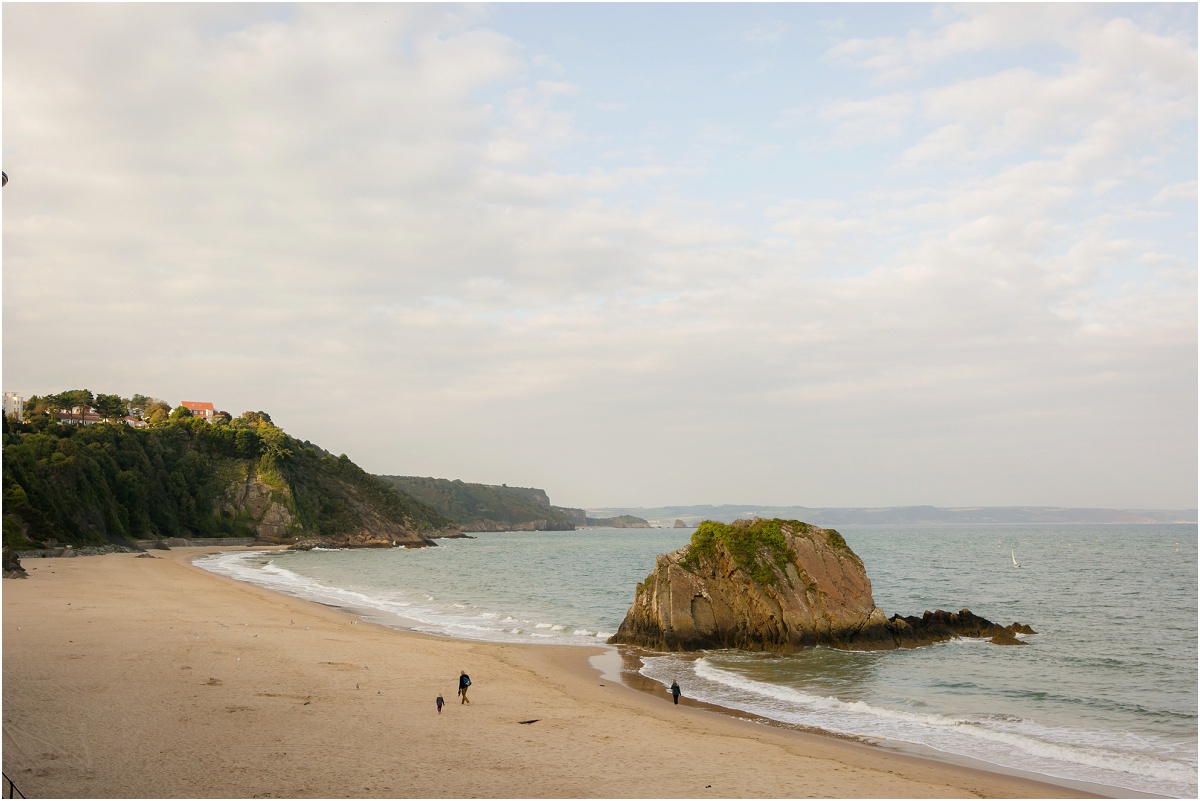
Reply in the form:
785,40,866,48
197,524,1197,797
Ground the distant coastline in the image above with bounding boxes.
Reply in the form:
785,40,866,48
590,504,1198,527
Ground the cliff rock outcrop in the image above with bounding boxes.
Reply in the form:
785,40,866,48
225,468,457,548
223,470,296,542
609,518,1033,652
3,548,28,578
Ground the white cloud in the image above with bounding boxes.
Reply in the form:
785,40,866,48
818,92,914,142
3,3,1194,508
1153,180,1198,204
828,4,1092,78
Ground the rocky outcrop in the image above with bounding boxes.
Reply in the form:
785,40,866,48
609,518,1034,652
222,469,297,542
887,609,1034,647
3,548,28,578
226,469,451,548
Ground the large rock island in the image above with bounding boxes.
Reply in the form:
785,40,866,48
608,518,1033,651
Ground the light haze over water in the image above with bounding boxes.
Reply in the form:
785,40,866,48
200,524,1198,798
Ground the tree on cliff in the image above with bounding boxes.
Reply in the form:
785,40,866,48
2,408,454,549
93,394,127,421
144,401,172,425
25,389,95,415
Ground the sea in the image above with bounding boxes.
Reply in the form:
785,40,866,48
196,524,1198,798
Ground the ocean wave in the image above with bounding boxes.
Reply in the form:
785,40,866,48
194,550,619,649
654,657,1197,797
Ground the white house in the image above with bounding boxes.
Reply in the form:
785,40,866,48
3,391,23,421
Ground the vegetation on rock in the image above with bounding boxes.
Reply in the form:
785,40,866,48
680,518,799,586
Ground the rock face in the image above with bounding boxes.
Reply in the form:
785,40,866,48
609,518,1034,652
226,469,447,548
3,548,28,578
224,470,296,542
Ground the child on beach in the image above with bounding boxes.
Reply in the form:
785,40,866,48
436,694,444,713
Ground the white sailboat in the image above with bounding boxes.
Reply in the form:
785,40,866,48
1011,549,1021,568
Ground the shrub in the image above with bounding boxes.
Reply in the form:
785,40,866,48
680,518,796,586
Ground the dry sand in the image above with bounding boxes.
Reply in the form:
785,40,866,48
3,547,1100,799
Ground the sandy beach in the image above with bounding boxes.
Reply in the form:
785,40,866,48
3,548,1100,799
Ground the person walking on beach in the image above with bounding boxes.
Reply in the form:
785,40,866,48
436,694,444,713
671,680,681,705
458,671,472,704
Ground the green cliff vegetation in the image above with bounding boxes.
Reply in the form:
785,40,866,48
377,476,579,531
680,518,801,587
3,395,453,549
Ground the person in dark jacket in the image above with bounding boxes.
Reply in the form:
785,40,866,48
670,680,681,705
458,671,472,704
436,694,445,713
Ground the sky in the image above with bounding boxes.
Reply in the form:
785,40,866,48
2,2,1196,510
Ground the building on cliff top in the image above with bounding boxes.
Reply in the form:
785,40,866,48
179,401,215,419
3,391,23,421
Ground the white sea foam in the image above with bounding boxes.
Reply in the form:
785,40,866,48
637,656,1197,797
194,549,625,649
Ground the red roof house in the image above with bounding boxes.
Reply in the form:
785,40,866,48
179,401,216,419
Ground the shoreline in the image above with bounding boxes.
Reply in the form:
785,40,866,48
3,546,1122,798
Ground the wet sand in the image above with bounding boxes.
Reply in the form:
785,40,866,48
2,547,1102,798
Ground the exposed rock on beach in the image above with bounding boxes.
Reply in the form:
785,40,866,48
3,547,28,578
609,518,1034,652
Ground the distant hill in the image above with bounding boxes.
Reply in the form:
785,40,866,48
2,412,457,549
591,504,1197,527
376,476,576,531
376,476,650,531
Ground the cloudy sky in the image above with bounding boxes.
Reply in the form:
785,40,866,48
3,3,1196,510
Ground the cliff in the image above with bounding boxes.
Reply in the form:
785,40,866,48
377,476,577,531
2,415,457,550
556,506,651,528
609,518,1033,652
583,514,651,528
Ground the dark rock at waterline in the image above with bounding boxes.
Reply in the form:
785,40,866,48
608,518,1035,653
3,548,28,578
886,609,1035,647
